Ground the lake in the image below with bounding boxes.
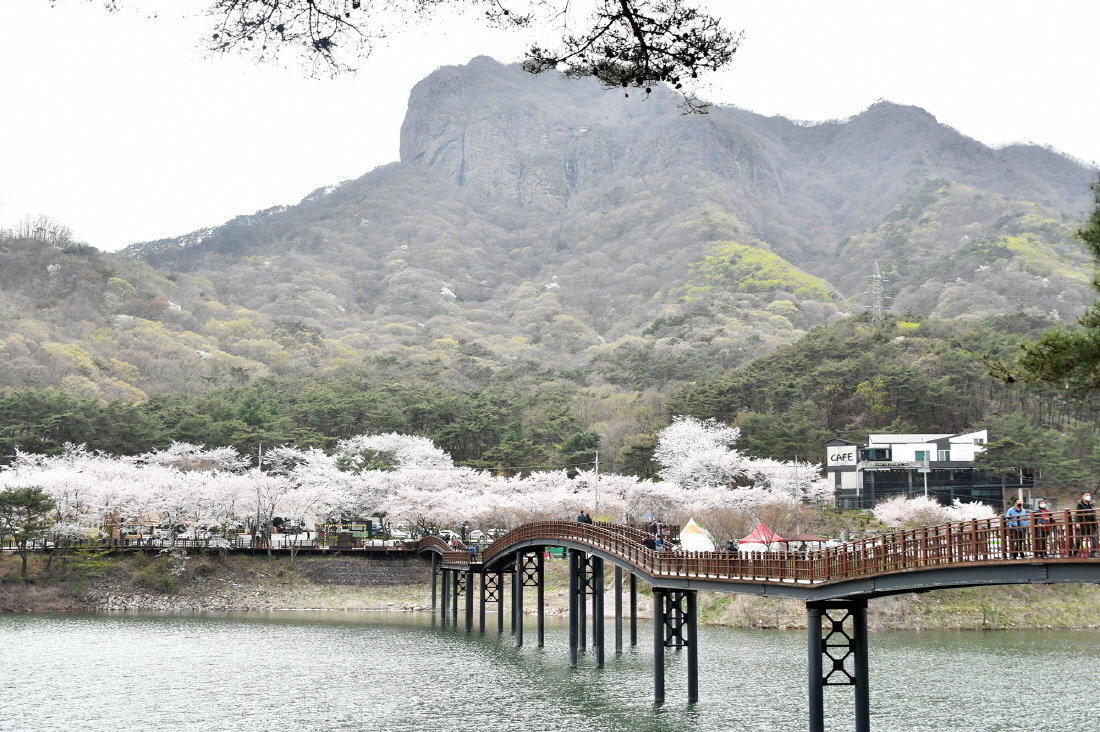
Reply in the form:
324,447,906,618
1,611,1097,731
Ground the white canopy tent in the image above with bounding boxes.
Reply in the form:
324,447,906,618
679,518,716,552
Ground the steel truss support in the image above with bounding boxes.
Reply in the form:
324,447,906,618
477,568,507,634
566,552,606,667
807,600,869,732
513,550,543,648
652,588,699,704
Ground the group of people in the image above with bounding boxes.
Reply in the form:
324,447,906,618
641,532,683,552
1004,492,1097,558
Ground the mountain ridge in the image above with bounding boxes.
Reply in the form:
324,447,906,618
2,56,1094,404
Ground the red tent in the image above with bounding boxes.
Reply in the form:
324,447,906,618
738,522,788,552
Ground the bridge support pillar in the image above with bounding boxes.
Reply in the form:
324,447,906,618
464,567,474,633
652,588,699,705
592,556,605,668
440,568,450,626
478,568,487,632
579,554,588,649
568,548,582,668
430,553,439,618
536,551,545,648
629,573,638,646
510,564,517,636
496,569,505,633
514,553,524,647
653,588,665,704
614,566,623,653
807,600,870,732
451,568,463,626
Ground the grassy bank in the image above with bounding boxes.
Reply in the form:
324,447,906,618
2,551,1098,630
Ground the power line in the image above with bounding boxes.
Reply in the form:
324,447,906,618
393,460,599,473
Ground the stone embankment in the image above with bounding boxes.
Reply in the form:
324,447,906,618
0,553,435,614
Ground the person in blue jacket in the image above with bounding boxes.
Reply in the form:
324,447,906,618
1005,498,1030,559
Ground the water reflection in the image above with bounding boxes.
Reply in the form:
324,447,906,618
1,612,1098,731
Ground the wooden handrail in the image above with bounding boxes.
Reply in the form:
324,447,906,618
474,510,1098,586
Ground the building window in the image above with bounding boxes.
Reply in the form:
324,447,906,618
938,450,951,461
974,438,984,445
859,448,891,461
915,450,929,461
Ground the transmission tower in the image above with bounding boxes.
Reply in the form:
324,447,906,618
863,261,892,324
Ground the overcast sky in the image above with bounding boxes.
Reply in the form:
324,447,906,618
1,0,1097,252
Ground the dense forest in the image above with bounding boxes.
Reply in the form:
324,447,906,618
3,310,1098,507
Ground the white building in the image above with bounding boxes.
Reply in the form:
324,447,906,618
826,430,1021,510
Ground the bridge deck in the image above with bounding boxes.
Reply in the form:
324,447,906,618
426,513,1100,600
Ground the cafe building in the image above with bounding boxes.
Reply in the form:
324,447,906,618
826,430,1024,510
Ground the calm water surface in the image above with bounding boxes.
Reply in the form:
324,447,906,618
2,611,1098,731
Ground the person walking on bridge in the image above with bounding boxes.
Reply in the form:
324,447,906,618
1032,499,1053,558
1005,499,1030,559
1074,492,1097,558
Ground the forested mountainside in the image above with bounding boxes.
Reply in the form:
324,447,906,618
4,314,1098,498
1,56,1098,474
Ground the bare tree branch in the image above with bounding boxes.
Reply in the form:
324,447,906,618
200,0,739,108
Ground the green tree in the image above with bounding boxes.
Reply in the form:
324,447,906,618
973,414,1083,503
559,430,601,476
994,181,1100,400
0,486,55,580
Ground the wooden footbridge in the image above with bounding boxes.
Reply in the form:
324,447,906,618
419,513,1100,731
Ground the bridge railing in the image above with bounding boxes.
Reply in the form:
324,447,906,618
479,510,1098,585
0,536,420,552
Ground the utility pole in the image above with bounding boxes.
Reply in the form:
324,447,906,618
254,443,263,550
594,450,600,514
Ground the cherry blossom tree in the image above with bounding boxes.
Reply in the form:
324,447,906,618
945,498,997,522
654,416,751,489
872,495,951,529
138,442,250,472
335,432,454,471
744,457,832,506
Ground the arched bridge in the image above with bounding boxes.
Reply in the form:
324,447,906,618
418,513,1100,731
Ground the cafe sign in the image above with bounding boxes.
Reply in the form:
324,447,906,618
827,449,857,467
